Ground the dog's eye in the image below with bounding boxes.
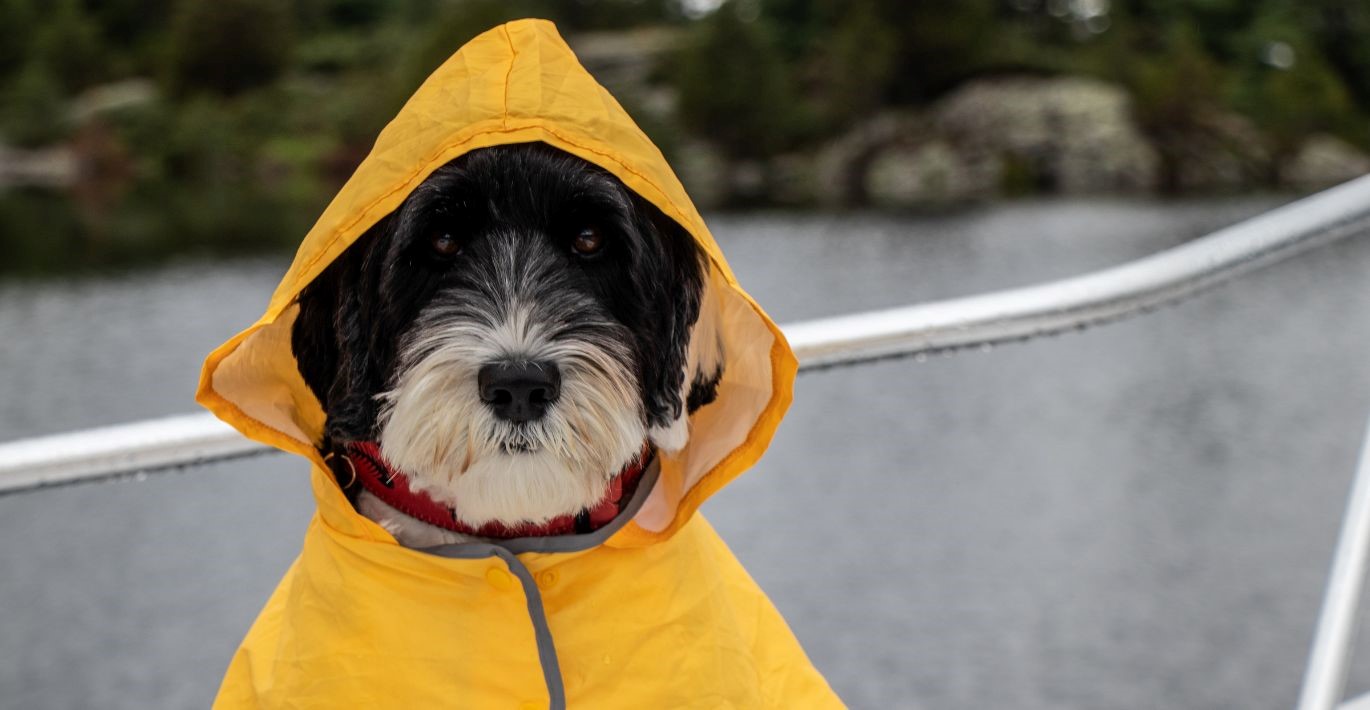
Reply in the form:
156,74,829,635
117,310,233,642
429,231,462,258
571,226,605,257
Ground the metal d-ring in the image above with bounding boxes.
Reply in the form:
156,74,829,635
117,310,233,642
324,451,357,489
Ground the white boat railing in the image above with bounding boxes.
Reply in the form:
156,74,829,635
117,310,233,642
4,174,1370,707
1301,415,1370,710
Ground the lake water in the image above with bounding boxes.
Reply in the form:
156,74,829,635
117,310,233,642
3,197,1370,709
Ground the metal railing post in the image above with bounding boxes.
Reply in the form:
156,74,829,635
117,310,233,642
1299,414,1370,710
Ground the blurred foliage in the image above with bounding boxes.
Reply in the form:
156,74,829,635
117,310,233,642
3,62,69,147
33,0,107,92
166,0,295,96
675,1,811,158
676,0,1370,163
1225,3,1358,159
1111,20,1228,189
0,0,1368,274
1010,0,1368,155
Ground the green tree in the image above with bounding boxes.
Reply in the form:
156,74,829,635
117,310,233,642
294,0,392,31
673,0,807,159
90,0,174,74
1227,2,1359,165
1114,21,1227,190
1311,1,1370,117
165,0,295,97
1,61,69,147
882,0,999,103
807,0,898,130
0,0,37,85
31,0,106,92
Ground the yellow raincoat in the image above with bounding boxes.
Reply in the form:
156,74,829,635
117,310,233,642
199,19,842,709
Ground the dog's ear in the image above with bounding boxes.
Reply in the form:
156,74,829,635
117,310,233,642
291,218,393,445
292,263,340,418
682,265,725,415
639,209,725,453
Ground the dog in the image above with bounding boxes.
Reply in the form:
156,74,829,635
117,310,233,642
290,143,724,547
205,21,843,706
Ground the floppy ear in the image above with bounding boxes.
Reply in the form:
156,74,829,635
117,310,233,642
292,263,340,420
291,218,393,445
640,209,725,453
683,266,725,415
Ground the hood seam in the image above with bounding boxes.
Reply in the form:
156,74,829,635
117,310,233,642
501,25,516,130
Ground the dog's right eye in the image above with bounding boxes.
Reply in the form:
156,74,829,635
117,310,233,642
429,231,462,258
571,226,606,257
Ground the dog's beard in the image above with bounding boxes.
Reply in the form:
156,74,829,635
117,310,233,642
376,302,645,527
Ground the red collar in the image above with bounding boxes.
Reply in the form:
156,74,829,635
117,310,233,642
343,441,651,539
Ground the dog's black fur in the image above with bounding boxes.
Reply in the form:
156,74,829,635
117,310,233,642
292,143,720,466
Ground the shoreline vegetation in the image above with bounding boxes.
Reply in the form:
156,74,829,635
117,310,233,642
2,0,1368,276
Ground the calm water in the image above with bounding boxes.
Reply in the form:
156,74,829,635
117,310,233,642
3,198,1370,709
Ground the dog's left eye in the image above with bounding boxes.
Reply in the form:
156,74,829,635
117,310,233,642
429,231,462,258
571,226,605,257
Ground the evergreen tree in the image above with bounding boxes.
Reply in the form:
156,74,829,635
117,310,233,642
166,0,294,97
674,0,807,159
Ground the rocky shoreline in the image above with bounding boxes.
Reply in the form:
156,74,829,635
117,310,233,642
4,75,1367,212
669,76,1370,210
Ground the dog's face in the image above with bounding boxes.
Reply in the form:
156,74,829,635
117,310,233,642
292,143,723,526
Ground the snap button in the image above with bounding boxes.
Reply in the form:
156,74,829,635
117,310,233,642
485,567,514,591
537,569,559,588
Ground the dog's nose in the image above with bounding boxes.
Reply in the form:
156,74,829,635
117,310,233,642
478,362,561,423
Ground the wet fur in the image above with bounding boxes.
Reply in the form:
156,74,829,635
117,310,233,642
292,143,723,545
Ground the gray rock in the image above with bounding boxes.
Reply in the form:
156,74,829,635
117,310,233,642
68,79,157,124
933,77,1159,194
812,113,921,207
1283,134,1370,190
0,143,79,189
808,77,1160,208
866,140,1000,207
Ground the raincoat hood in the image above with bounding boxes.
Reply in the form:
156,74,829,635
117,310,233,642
197,18,796,548
203,20,839,709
